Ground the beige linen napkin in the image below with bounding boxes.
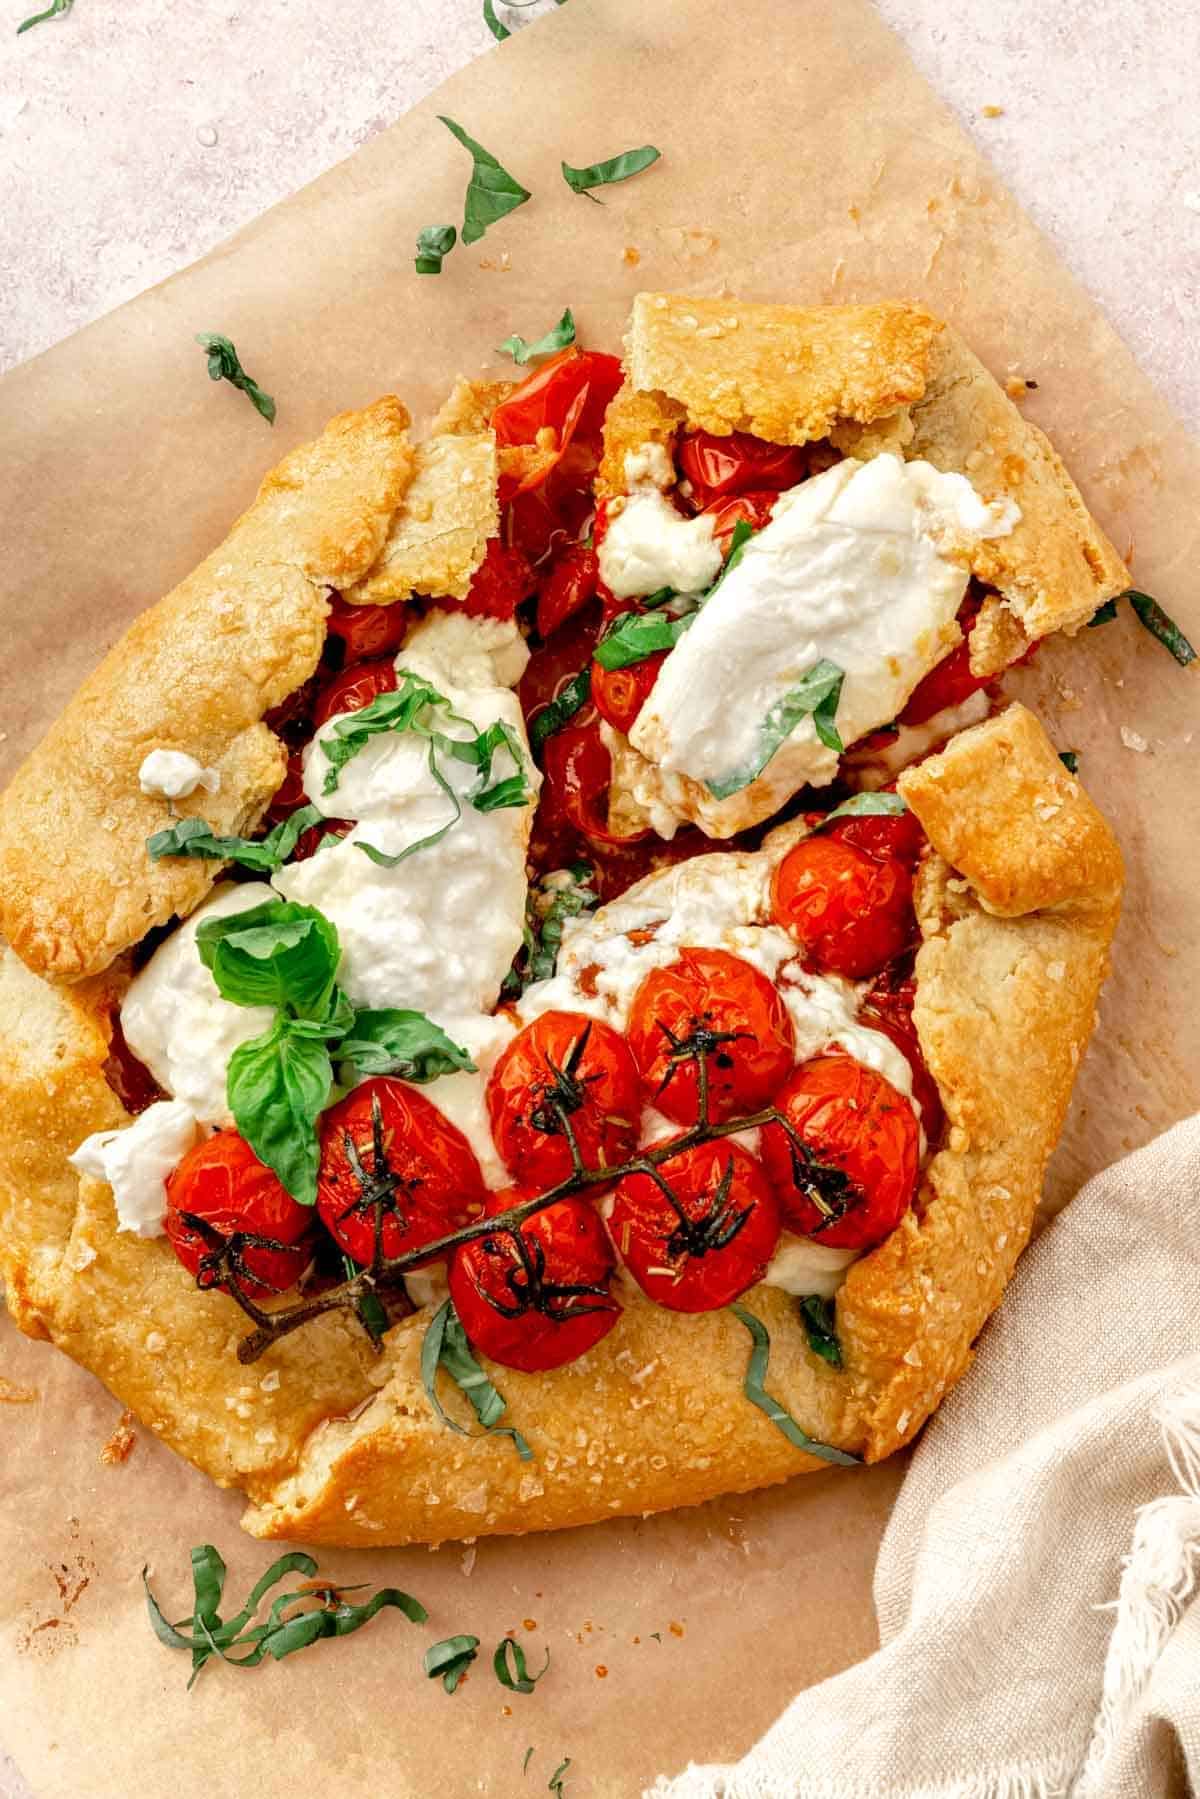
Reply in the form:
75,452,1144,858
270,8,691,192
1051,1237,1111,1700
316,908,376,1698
653,1120,1200,1799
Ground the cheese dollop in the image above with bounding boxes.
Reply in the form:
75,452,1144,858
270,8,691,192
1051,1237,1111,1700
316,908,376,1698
598,488,723,599
69,1099,201,1237
138,749,221,799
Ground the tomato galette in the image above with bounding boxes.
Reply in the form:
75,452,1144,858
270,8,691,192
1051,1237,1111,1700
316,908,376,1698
0,297,1125,1546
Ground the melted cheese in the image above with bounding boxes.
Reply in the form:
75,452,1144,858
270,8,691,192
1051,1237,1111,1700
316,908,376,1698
598,488,723,599
70,1099,202,1237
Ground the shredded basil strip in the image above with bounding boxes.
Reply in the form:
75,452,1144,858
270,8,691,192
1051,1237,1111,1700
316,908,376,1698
483,0,511,37
424,1634,480,1693
421,1299,533,1461
195,332,276,424
439,115,532,245
499,307,576,365
1058,750,1080,775
529,667,591,755
16,0,71,33
703,517,756,605
561,144,661,201
797,1295,843,1370
707,659,845,801
523,1747,536,1776
147,804,324,873
1087,598,1119,628
415,224,457,274
1088,589,1196,667
728,1305,859,1465
502,864,598,999
494,1637,551,1694
594,609,694,670
548,1757,573,1796
143,1544,426,1687
810,791,908,832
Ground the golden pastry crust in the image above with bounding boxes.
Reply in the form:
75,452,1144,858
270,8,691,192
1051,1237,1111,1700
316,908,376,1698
346,432,499,604
0,707,1120,1546
0,397,416,984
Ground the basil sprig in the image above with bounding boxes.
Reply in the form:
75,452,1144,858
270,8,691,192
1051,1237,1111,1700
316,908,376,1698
594,609,694,670
424,1634,480,1693
147,804,324,873
439,115,532,244
195,332,276,425
144,1543,427,1687
810,790,908,832
728,1305,859,1465
502,863,598,999
798,1295,843,1369
495,1638,551,1694
421,1298,533,1461
707,659,845,801
561,144,661,202
416,224,457,275
529,667,591,754
16,0,71,30
499,307,576,365
1088,588,1196,666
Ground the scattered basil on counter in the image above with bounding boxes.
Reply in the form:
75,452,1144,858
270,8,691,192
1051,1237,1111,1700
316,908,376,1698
810,790,908,832
798,1295,843,1370
1087,598,1119,628
415,223,457,274
147,804,324,873
494,1637,551,1694
1058,750,1080,775
335,1009,476,1083
523,1747,536,1776
195,332,276,424
16,0,71,31
424,1634,481,1693
144,1544,427,1686
529,666,591,754
439,115,532,244
1087,589,1196,666
707,659,845,800
548,1756,573,1796
728,1305,860,1465
421,1298,534,1461
594,608,694,670
483,0,511,37
561,144,661,202
498,306,576,364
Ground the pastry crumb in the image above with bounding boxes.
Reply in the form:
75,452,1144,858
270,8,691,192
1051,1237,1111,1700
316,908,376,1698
981,104,1005,118
622,245,641,266
1120,725,1149,753
99,1408,137,1466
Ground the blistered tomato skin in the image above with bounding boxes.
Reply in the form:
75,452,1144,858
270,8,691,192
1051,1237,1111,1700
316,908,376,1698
453,538,534,621
677,430,810,507
772,836,915,979
590,651,666,735
449,1188,621,1372
627,948,795,1126
760,1056,920,1251
861,963,944,1148
311,659,399,730
536,543,600,639
827,802,926,866
487,1011,641,1189
317,1078,487,1267
698,489,780,550
610,1138,781,1312
325,595,408,663
165,1132,315,1299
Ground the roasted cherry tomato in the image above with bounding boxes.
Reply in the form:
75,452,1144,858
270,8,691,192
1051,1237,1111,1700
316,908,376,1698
519,604,602,729
610,1137,780,1312
487,1011,641,1189
899,637,991,727
539,717,651,848
772,836,915,979
493,348,623,502
265,748,308,823
698,489,780,551
760,1055,919,1250
311,658,398,730
627,948,795,1126
505,462,597,566
452,537,534,621
316,1078,486,1266
325,595,407,663
825,798,926,866
449,1187,621,1372
536,542,600,638
165,1132,315,1298
263,670,323,743
861,963,944,1147
678,429,809,508
590,650,666,735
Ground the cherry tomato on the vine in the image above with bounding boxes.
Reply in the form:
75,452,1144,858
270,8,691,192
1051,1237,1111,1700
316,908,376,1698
165,1132,315,1298
678,430,809,508
316,1078,486,1267
627,948,795,1126
486,1010,641,1189
311,658,398,730
759,1055,919,1251
610,1137,780,1312
325,595,407,663
772,835,915,979
449,1187,621,1372
590,651,666,735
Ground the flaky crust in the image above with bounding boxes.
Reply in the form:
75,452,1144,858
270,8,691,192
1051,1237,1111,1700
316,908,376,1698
345,432,498,605
0,706,1120,1545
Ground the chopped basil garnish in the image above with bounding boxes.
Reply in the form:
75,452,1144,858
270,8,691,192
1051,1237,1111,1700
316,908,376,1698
424,1634,480,1694
147,804,324,873
529,667,591,755
594,608,694,670
143,1544,426,1687
494,1637,551,1693
16,0,71,30
1087,598,1119,629
707,659,845,800
561,144,661,202
728,1304,859,1465
439,115,532,244
421,1298,533,1460
798,1295,842,1369
703,517,756,604
483,0,510,37
1058,750,1079,775
811,790,907,832
498,307,576,365
523,1747,535,1776
415,224,457,274
548,1757,573,1796
1087,589,1196,666
502,864,598,999
195,333,276,425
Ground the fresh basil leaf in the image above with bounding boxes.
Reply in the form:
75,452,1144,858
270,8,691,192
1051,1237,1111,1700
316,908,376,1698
798,1294,843,1369
707,660,845,800
196,899,340,1020
439,115,532,245
264,1586,427,1661
1058,750,1079,775
425,1633,480,1694
195,332,276,424
811,791,908,832
494,1637,551,1694
415,224,457,274
561,144,661,202
728,1304,859,1465
227,1020,332,1205
498,308,576,365
548,1757,572,1796
147,805,323,873
483,0,510,37
1127,589,1196,667
1087,598,1119,628
421,1299,533,1460
16,0,71,30
337,1010,476,1083
523,1747,535,1776
703,517,756,606
529,667,591,755
594,609,693,670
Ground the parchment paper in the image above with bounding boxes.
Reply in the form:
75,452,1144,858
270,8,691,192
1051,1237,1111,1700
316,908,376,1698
1,1,1197,1793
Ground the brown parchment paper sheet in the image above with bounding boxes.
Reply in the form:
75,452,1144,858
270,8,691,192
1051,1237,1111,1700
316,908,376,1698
1,0,1197,1792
